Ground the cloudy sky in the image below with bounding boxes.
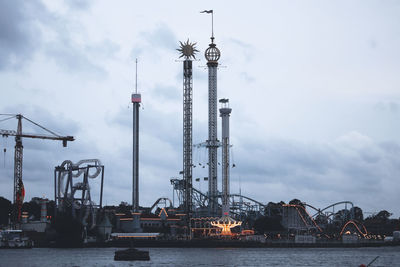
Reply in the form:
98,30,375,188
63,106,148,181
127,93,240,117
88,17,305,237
0,0,399,217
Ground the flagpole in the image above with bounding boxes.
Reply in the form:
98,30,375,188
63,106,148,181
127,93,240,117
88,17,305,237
200,10,214,42
212,11,214,40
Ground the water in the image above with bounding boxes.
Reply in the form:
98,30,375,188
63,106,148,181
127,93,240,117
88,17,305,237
0,247,399,266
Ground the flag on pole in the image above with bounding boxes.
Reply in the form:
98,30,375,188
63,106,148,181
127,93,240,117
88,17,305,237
200,10,213,14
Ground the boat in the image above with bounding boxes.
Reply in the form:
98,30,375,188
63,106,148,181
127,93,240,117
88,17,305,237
0,230,33,248
114,248,150,261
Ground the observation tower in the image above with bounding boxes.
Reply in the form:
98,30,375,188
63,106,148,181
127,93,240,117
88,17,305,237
204,11,221,216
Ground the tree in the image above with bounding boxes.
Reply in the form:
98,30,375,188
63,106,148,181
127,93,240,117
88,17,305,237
334,209,350,223
116,202,131,214
375,210,392,221
254,216,284,234
350,206,364,221
22,199,41,220
289,199,304,207
0,196,12,225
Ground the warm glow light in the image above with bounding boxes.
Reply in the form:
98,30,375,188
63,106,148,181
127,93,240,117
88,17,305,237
340,220,368,237
158,208,168,217
211,216,242,236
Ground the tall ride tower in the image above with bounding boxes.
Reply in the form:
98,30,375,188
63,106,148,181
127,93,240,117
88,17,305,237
204,11,221,216
132,59,141,213
211,99,241,235
177,40,199,218
219,99,231,217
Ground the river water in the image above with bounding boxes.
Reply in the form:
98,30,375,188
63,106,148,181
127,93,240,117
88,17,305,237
0,247,399,266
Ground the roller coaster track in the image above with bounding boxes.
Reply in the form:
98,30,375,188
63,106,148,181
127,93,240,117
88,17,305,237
230,194,266,209
309,201,354,218
282,204,323,232
282,203,367,239
340,219,368,237
150,197,173,213
189,188,266,217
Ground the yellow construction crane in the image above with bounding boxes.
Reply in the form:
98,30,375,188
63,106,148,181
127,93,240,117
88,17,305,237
0,114,74,225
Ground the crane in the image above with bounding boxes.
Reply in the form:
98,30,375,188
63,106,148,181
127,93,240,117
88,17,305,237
0,114,74,225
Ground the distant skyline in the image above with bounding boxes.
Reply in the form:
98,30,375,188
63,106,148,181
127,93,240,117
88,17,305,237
0,0,399,217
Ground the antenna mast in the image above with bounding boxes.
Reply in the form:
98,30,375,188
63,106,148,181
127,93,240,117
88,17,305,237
135,58,138,94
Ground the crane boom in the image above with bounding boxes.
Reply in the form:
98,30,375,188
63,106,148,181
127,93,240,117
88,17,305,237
0,129,74,144
0,114,74,226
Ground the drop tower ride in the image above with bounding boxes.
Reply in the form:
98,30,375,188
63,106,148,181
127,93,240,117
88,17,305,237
132,59,141,214
203,10,221,216
177,40,199,219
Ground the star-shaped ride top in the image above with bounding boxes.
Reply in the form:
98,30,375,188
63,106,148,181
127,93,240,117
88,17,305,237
177,39,199,60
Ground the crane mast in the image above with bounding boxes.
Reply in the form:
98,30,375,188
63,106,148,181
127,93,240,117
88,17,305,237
0,114,74,225
14,115,23,223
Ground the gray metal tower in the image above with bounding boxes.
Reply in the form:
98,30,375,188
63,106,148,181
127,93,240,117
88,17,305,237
210,99,241,236
177,40,199,217
132,59,141,213
219,99,231,217
205,28,221,216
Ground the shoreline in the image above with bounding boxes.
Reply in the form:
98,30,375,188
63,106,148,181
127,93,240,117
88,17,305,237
48,239,400,249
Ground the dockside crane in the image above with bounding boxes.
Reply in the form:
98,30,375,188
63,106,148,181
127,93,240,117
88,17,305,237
0,114,74,225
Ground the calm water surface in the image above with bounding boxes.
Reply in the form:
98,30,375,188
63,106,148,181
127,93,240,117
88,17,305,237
0,247,399,266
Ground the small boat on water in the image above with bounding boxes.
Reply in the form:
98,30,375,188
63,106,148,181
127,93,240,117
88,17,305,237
114,248,150,261
0,230,33,248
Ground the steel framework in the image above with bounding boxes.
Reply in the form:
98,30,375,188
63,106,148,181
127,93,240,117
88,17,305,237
183,59,193,217
220,99,231,216
177,40,198,222
205,37,221,216
0,114,74,224
54,159,104,229
171,177,266,220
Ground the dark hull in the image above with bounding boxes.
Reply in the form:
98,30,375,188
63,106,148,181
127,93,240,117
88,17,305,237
114,248,150,261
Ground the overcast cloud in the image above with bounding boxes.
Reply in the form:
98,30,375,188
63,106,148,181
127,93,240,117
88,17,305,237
0,0,399,217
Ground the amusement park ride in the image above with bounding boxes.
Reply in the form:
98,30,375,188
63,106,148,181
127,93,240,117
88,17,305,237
173,10,243,236
0,11,373,241
170,10,369,238
54,159,105,232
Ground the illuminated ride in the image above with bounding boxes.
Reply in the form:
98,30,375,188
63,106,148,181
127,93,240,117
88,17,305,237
211,215,242,236
282,203,368,239
340,220,368,237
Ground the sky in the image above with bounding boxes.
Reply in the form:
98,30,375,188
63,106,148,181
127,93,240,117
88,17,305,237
0,0,399,218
